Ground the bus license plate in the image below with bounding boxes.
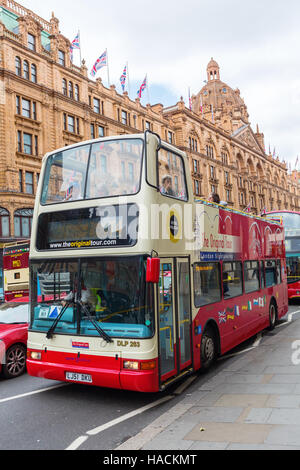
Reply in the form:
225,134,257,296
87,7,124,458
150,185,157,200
66,372,92,383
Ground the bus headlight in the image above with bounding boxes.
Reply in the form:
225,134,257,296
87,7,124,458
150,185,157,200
123,360,156,371
123,360,139,370
28,351,42,360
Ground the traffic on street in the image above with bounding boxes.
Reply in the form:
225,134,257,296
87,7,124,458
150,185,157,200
1,303,299,451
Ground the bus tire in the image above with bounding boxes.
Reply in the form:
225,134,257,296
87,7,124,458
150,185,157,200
268,301,277,331
200,327,216,371
2,344,27,379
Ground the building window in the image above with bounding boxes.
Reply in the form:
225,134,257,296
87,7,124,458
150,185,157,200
90,124,95,139
210,165,215,179
23,60,29,80
121,110,128,125
17,132,37,156
195,180,201,196
32,102,37,120
19,170,23,192
98,126,104,137
28,33,36,51
62,79,67,96
0,208,10,238
17,131,22,152
25,172,34,194
206,144,214,158
69,81,73,99
58,50,66,67
14,209,33,238
193,159,198,174
31,64,37,83
68,115,75,133
22,99,31,118
167,131,173,144
225,171,230,185
34,136,38,156
15,57,21,76
75,84,79,101
23,133,33,155
93,98,100,113
16,96,20,114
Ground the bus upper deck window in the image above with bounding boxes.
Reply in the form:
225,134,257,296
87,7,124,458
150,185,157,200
158,149,187,201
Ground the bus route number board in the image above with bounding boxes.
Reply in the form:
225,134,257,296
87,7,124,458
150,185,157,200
66,372,93,383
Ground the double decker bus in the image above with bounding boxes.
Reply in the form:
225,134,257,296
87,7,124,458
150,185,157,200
265,211,300,300
27,132,288,392
3,240,30,302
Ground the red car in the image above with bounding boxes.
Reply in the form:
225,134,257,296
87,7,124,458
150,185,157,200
0,302,29,379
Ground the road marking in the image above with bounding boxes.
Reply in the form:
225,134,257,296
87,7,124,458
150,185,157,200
0,383,68,404
65,435,88,451
66,395,173,450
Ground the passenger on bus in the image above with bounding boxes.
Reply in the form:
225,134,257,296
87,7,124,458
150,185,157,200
160,175,175,196
208,192,220,204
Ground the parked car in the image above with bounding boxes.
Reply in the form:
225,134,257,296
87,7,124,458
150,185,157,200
0,302,29,379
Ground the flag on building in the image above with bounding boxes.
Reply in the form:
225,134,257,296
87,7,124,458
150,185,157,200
70,32,80,62
296,155,299,169
188,88,192,110
137,75,147,98
120,65,127,92
245,202,251,213
91,50,107,77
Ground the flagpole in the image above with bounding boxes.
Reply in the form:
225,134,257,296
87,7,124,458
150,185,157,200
106,48,110,87
79,30,82,65
146,74,150,104
127,61,131,97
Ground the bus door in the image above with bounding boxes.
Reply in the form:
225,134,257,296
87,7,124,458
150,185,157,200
176,258,192,372
159,258,192,384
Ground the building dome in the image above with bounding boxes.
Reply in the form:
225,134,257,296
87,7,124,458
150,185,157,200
192,58,249,129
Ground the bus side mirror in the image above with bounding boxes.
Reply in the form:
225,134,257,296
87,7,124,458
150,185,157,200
146,258,160,283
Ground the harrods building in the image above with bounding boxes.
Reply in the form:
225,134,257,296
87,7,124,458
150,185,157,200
0,0,299,291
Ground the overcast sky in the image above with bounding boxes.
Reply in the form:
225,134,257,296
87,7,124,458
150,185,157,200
19,0,300,167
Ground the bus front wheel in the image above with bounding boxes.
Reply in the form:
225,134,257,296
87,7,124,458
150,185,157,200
200,327,216,371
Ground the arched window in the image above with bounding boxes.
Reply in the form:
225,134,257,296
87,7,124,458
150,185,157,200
23,60,29,80
14,208,33,238
31,64,37,83
15,56,21,76
0,208,10,238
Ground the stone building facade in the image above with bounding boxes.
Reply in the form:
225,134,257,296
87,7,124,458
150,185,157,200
0,0,299,260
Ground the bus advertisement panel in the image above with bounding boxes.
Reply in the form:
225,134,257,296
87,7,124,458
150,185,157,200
3,241,30,302
265,211,300,300
27,132,288,393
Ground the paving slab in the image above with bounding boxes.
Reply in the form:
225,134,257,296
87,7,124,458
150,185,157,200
184,422,273,445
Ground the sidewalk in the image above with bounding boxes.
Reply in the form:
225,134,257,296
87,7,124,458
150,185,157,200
116,316,300,450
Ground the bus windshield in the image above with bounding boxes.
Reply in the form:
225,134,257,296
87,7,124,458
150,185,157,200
41,139,143,204
30,256,154,339
265,212,300,236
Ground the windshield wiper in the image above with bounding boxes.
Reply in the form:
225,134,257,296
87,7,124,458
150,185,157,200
76,301,113,344
46,302,70,339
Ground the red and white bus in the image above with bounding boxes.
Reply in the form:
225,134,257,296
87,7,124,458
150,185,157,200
3,240,30,302
27,132,288,392
265,211,300,300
